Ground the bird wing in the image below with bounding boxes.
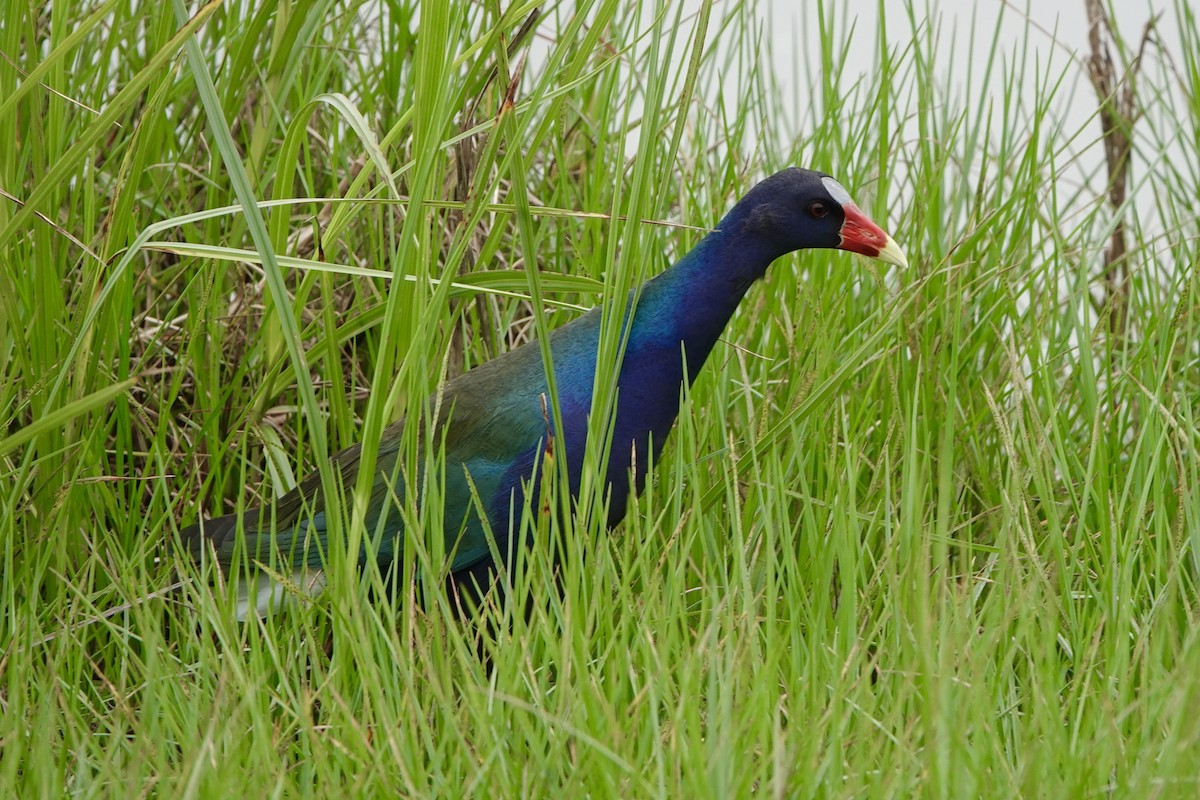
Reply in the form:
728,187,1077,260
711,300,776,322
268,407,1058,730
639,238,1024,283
189,343,554,579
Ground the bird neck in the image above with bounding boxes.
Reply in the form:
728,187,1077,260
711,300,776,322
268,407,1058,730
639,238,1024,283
633,211,781,382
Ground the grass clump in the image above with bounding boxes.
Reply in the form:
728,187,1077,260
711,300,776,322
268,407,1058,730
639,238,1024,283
2,0,1199,796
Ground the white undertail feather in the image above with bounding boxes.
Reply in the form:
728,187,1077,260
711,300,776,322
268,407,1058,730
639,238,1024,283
234,568,327,620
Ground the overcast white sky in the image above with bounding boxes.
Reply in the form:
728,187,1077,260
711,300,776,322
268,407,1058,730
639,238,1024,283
762,0,1169,127
519,0,1182,232
754,0,1179,230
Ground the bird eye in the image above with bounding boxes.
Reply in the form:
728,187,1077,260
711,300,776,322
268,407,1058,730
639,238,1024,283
808,202,829,219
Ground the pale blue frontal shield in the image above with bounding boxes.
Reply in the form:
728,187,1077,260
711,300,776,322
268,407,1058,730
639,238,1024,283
820,176,855,207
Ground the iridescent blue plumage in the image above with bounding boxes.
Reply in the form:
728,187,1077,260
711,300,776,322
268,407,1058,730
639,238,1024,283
181,168,908,617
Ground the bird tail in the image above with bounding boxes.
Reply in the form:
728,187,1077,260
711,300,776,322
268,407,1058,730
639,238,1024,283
179,511,246,560
234,568,327,620
180,510,327,620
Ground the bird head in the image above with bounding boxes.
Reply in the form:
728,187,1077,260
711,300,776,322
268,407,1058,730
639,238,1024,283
730,167,908,269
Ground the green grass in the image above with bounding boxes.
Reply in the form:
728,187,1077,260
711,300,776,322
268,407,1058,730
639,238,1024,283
3,0,1200,796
